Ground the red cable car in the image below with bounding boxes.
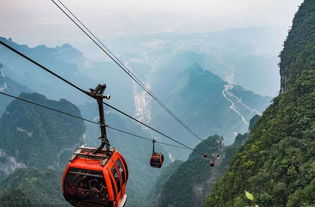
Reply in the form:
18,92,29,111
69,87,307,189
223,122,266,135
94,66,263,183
62,146,128,207
62,84,128,207
150,139,164,168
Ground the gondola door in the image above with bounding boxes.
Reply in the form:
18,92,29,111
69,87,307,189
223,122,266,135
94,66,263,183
105,161,118,205
110,160,124,206
105,159,125,207
115,158,127,196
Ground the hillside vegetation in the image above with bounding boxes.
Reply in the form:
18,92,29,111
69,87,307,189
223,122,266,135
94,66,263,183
151,133,248,207
0,168,68,207
205,0,315,206
0,93,84,169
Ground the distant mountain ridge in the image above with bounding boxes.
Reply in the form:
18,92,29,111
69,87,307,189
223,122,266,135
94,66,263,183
0,92,85,206
0,62,31,115
109,26,285,97
150,63,271,147
0,92,85,169
0,29,279,206
0,37,135,114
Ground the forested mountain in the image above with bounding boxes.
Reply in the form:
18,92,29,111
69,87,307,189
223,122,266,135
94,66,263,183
0,93,84,206
149,132,248,207
147,160,184,206
109,26,285,97
0,62,31,115
205,0,315,206
0,92,85,169
0,91,169,207
0,35,272,149
0,37,135,113
0,168,68,207
150,63,270,147
0,25,282,207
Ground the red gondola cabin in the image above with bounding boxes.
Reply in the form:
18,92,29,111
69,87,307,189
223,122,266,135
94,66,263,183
150,152,164,168
62,146,128,207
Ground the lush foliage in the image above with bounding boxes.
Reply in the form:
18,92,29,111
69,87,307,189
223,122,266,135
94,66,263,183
205,1,315,205
0,168,68,206
152,134,248,207
0,93,85,206
280,0,315,92
0,93,85,169
146,160,184,206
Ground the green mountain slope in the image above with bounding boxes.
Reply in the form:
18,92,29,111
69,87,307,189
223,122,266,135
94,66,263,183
147,160,184,206
0,168,68,207
0,92,85,169
151,134,248,207
205,1,315,206
0,93,86,206
279,0,315,93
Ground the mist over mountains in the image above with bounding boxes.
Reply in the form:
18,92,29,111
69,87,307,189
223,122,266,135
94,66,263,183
0,26,281,207
106,26,285,97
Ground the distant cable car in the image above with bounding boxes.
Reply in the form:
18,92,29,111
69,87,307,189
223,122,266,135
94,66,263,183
62,84,128,207
209,160,216,167
150,139,164,168
62,146,128,207
208,137,224,167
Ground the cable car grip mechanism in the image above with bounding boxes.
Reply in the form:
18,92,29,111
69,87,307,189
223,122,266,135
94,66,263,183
88,84,110,154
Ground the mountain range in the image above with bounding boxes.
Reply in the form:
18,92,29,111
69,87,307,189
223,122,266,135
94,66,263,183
0,25,285,207
149,63,270,148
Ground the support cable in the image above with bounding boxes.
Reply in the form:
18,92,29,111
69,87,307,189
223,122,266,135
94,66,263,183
51,0,203,142
0,91,188,150
0,91,98,124
0,40,207,157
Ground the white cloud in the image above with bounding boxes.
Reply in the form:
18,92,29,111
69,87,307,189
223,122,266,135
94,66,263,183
0,0,303,48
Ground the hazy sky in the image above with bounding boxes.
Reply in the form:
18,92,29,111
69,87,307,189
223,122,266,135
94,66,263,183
0,0,303,48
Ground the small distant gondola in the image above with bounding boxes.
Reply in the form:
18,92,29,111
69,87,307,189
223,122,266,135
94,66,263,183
150,139,164,168
209,160,216,167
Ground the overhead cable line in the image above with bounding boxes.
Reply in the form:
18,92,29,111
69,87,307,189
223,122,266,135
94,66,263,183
107,126,187,149
0,91,98,125
0,40,206,157
51,0,204,142
0,91,187,150
0,41,88,96
103,102,202,154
